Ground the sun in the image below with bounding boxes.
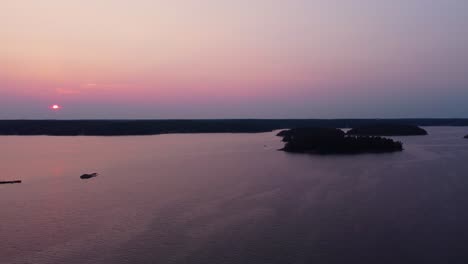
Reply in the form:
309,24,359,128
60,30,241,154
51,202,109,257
50,104,61,110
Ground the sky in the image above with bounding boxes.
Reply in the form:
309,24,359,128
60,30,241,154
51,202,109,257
1,0,468,119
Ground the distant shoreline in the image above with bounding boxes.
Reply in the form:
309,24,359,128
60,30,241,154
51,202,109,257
0,119,467,136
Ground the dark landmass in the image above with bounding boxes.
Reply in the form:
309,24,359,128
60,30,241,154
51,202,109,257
276,129,292,141
277,127,345,143
276,129,289,137
465,135,468,139
0,119,467,136
279,127,403,154
347,124,428,136
80,173,98,179
0,180,22,184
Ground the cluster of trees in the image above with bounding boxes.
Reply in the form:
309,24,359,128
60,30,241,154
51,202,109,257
347,124,428,136
278,127,403,154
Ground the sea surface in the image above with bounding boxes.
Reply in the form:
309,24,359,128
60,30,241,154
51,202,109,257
1,127,468,264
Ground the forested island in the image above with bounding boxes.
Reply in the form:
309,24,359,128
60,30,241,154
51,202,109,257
0,119,466,136
278,127,403,154
347,124,428,136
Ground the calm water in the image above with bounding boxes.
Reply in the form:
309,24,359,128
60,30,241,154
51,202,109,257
1,127,468,264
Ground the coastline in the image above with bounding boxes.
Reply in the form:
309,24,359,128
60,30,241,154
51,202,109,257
1,119,468,136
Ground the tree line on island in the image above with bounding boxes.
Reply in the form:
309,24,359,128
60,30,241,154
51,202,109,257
278,127,403,154
347,124,428,136
277,124,431,155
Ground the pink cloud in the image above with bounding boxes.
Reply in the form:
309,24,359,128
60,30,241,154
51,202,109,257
55,88,81,95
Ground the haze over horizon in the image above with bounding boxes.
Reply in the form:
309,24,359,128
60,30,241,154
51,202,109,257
2,0,468,119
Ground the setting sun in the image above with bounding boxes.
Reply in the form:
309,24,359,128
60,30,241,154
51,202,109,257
51,104,61,110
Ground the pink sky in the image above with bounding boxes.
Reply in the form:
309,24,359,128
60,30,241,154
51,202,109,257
1,0,468,118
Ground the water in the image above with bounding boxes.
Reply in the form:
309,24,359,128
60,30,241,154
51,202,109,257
1,127,468,264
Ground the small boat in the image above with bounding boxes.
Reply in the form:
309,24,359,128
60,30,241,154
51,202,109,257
80,173,98,179
0,180,22,184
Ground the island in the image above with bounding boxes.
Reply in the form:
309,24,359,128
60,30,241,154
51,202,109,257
347,124,428,136
278,127,403,154
465,135,468,139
